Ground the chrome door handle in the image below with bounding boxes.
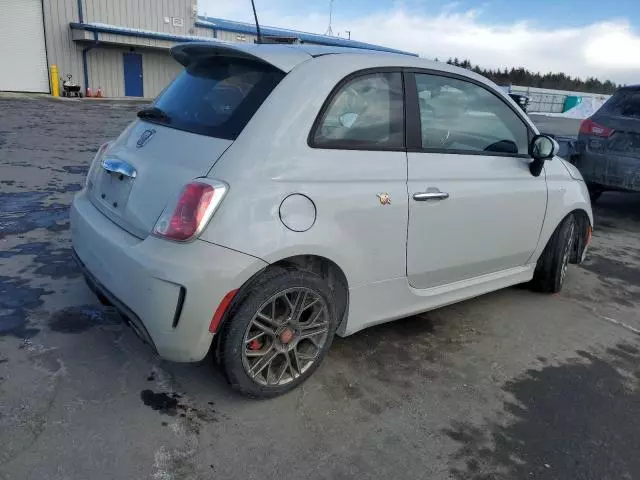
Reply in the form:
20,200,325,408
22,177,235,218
102,158,137,178
413,191,449,201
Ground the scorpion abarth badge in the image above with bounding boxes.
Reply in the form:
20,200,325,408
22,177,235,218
136,129,156,148
377,193,391,205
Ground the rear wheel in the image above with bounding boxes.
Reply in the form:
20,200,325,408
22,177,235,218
531,215,576,293
219,268,337,398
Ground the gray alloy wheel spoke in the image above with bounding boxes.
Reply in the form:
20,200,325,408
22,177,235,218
306,335,323,350
289,290,308,324
252,317,277,337
256,311,279,329
294,342,318,362
275,357,289,384
298,324,329,340
249,347,278,378
287,349,301,379
283,292,296,313
246,331,266,343
301,307,327,329
302,297,320,312
245,349,269,358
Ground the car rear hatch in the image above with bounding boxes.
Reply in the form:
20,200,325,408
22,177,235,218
86,42,308,238
583,87,640,158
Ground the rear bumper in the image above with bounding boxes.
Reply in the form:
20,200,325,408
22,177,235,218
74,250,158,350
70,190,267,362
576,143,640,191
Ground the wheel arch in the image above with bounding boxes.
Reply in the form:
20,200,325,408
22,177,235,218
569,208,592,264
212,254,350,360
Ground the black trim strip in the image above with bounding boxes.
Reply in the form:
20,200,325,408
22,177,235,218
403,70,421,151
172,287,186,329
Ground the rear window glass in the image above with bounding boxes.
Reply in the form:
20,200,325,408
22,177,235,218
152,59,284,139
600,88,640,118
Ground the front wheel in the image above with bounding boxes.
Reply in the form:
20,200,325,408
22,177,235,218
219,268,337,398
587,184,603,203
531,215,576,293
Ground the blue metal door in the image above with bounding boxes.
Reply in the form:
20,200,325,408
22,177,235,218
123,53,143,97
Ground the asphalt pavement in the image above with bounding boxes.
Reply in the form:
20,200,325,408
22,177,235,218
1,98,640,480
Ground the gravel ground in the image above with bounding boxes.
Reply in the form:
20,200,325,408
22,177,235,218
1,97,640,480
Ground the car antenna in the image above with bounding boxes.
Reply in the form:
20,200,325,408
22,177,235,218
250,0,262,44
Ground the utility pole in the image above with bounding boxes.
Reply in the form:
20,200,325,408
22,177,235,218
324,0,334,36
345,30,351,39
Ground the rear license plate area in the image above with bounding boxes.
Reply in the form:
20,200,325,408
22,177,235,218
97,171,133,212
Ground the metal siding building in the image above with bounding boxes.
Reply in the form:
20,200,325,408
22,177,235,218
0,0,413,98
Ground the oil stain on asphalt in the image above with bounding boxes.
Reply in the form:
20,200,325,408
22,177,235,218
48,305,121,333
141,390,180,416
446,342,640,480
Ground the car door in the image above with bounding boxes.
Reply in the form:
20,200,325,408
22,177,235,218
304,69,409,287
405,71,547,289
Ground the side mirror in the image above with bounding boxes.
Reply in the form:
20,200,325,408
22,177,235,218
531,135,559,160
529,135,559,177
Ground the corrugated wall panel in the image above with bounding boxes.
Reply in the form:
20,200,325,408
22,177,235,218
217,30,257,43
87,48,125,97
84,0,195,34
43,0,84,89
193,26,215,38
86,47,180,98
143,50,181,99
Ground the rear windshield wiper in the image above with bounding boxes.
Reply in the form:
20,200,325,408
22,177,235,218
137,106,172,124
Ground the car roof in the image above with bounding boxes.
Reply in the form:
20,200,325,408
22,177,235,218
616,85,640,92
171,41,496,90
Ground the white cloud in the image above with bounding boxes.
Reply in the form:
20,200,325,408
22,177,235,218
198,0,640,84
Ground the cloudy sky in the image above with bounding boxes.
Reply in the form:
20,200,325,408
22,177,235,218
198,0,640,84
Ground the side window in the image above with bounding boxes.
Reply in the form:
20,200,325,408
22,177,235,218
414,73,529,155
312,72,404,149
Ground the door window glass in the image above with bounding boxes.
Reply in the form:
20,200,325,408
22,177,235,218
414,74,529,155
312,72,404,149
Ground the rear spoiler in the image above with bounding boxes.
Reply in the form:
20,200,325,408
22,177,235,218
171,41,311,73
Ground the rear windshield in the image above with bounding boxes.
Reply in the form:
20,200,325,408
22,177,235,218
151,58,285,139
600,88,640,118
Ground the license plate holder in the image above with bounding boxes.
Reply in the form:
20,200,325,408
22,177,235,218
98,171,133,212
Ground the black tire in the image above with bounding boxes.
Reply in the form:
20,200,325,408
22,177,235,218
531,215,576,293
219,267,338,398
588,184,603,204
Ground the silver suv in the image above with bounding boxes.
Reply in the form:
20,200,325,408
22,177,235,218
71,42,593,397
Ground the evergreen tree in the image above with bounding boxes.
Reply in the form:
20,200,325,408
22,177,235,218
448,58,618,94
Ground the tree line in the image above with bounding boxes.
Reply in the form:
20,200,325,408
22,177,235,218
439,58,619,95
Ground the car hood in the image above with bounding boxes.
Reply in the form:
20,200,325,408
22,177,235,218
559,158,585,182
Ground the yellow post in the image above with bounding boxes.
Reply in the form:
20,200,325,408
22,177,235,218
50,65,60,97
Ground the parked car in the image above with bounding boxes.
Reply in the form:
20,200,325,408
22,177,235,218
508,93,530,113
577,85,640,202
71,42,593,398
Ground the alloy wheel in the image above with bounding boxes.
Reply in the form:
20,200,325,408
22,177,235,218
241,287,330,386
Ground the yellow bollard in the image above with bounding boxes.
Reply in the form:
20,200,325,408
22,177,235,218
50,65,60,97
